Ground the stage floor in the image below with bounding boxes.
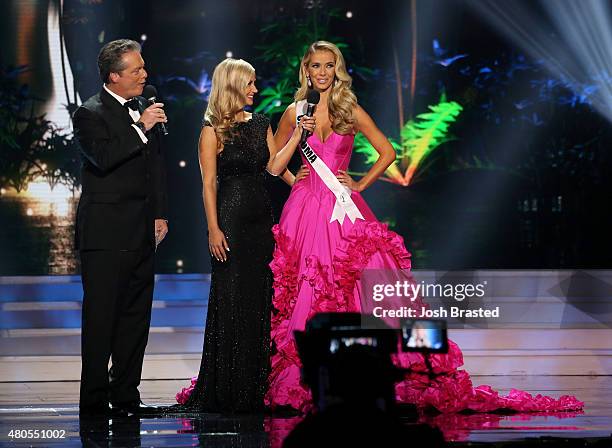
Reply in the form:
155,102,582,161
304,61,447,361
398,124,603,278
1,376,610,447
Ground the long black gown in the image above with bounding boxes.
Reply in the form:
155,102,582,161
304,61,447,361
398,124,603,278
184,114,274,413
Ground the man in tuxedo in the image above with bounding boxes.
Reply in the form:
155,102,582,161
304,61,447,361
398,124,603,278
73,39,168,417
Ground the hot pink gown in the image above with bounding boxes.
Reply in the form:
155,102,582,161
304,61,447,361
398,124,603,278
264,130,583,414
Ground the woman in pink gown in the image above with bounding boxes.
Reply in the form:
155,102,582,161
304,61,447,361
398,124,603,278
265,41,583,414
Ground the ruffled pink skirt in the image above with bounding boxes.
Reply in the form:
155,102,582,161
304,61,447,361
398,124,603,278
265,185,583,414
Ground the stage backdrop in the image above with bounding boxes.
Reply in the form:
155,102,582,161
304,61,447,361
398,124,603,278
1,0,611,275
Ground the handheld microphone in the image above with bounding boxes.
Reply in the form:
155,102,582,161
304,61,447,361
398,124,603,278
299,89,320,146
142,85,168,136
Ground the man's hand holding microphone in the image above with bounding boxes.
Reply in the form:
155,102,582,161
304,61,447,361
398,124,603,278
138,102,167,132
137,85,169,134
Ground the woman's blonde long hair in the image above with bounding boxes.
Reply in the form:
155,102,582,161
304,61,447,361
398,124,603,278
295,41,357,135
205,58,255,147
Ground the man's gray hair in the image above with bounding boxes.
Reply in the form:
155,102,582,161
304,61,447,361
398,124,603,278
97,39,141,83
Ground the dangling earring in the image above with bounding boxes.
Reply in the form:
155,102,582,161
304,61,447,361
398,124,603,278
307,76,312,88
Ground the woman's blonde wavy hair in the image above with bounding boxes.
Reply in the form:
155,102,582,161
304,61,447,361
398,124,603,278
205,58,255,148
295,41,357,135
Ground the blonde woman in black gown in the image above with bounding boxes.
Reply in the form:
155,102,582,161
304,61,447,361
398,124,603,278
177,58,314,413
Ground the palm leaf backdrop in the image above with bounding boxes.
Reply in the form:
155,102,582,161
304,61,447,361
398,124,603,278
353,96,463,186
0,66,80,193
400,97,463,184
254,8,372,120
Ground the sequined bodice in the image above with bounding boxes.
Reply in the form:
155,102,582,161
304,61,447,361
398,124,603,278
216,114,270,180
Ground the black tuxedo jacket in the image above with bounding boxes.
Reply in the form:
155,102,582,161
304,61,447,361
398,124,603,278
73,88,168,250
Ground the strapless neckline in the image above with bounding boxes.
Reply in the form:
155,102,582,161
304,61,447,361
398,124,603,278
310,131,355,145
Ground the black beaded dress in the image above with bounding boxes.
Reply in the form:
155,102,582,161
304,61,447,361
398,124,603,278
183,114,274,413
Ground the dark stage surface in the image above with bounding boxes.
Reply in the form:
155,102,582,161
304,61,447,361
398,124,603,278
1,377,611,447
1,274,611,446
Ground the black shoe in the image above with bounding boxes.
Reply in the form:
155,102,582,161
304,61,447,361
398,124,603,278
79,404,112,418
111,400,161,417
80,404,128,418
79,405,108,417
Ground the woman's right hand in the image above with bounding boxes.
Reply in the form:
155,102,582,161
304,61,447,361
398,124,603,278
293,164,310,185
208,227,230,262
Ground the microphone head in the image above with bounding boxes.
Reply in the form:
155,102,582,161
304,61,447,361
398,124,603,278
142,84,158,100
306,89,320,105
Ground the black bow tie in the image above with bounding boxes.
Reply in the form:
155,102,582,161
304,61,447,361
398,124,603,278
124,98,140,111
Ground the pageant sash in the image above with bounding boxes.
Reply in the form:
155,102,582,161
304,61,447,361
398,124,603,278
296,100,364,225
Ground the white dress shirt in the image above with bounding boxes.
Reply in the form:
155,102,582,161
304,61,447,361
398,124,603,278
103,84,148,144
